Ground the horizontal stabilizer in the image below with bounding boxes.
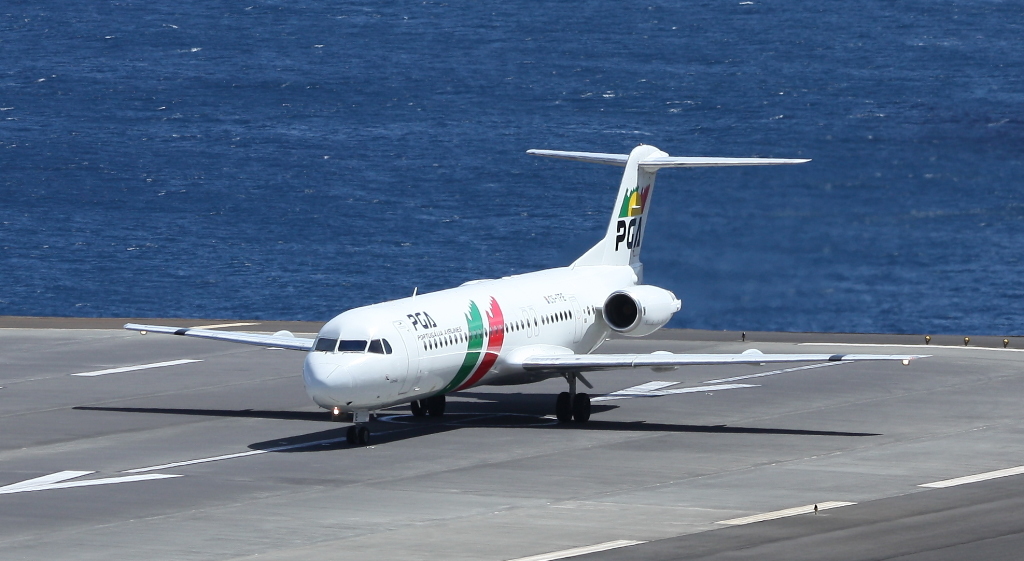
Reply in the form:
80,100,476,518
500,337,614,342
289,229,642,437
527,149,809,169
526,149,629,166
124,323,314,351
638,156,810,169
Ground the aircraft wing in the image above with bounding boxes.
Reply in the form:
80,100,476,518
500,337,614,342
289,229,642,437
124,323,314,351
518,350,928,373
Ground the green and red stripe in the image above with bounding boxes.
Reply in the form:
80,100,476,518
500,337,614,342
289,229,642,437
438,297,505,394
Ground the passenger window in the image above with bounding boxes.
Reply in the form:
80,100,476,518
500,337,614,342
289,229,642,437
338,340,368,352
368,339,385,354
314,337,337,352
382,339,393,354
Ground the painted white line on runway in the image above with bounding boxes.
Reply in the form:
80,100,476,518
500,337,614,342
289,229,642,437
506,540,646,561
704,361,847,384
717,501,855,525
126,450,269,473
71,359,203,377
0,470,181,495
920,465,1024,488
126,420,473,474
189,322,261,329
125,432,402,473
800,342,1024,353
593,383,757,402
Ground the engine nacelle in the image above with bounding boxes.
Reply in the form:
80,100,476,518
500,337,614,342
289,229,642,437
601,285,682,337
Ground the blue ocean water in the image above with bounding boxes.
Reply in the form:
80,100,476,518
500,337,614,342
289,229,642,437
1,1,1022,334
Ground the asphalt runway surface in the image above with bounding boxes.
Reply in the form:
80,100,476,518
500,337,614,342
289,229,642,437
2,318,1023,560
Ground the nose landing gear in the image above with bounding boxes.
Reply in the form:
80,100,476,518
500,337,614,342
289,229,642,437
555,373,591,423
345,410,372,446
346,424,370,446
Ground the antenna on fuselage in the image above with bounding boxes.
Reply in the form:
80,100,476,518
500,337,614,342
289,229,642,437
412,287,418,299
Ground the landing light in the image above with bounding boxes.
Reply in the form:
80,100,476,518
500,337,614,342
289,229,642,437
902,359,910,366
140,330,147,335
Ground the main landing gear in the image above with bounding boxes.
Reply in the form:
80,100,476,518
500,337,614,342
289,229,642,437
409,395,446,417
555,373,591,423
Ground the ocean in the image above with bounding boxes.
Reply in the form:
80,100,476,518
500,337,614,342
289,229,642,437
2,1,1023,335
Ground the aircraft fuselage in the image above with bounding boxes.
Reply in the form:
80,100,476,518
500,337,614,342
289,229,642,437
303,265,637,411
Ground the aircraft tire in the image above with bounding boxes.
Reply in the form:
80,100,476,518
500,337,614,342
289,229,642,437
572,393,591,423
346,425,358,445
426,395,446,417
555,392,573,423
410,400,426,417
357,426,370,446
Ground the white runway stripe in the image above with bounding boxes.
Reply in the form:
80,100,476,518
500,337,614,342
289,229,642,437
71,359,202,377
0,471,181,494
704,361,846,384
593,382,756,402
506,540,646,561
717,501,855,525
920,465,1024,488
125,425,427,473
126,433,380,473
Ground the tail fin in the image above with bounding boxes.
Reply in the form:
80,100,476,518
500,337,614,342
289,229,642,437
527,145,809,272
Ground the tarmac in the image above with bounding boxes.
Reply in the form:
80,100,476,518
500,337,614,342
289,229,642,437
2,316,1023,560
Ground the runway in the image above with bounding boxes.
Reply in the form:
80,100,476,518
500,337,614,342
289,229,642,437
2,317,1023,560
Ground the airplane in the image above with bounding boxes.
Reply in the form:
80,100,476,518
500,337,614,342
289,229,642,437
126,144,927,446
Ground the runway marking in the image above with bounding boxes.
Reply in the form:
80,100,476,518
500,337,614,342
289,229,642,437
800,342,1024,353
129,412,563,474
704,361,847,384
123,436,357,473
0,470,181,495
70,359,203,377
717,501,855,525
189,322,261,329
593,382,757,402
506,540,646,561
919,465,1024,488
125,426,418,473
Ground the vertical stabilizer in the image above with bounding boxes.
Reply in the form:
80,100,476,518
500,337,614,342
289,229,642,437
571,144,665,269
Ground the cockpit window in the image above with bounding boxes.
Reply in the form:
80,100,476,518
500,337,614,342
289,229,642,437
314,337,337,352
337,340,368,352
382,339,393,354
368,339,384,354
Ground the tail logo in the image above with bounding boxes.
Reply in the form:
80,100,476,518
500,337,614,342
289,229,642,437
618,184,651,218
615,183,650,251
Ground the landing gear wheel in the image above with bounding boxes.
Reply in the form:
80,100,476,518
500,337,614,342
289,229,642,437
426,395,446,417
572,392,591,423
555,392,573,423
410,400,427,417
347,425,371,446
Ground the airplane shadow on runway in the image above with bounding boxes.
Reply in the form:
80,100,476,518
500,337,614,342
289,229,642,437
75,391,880,452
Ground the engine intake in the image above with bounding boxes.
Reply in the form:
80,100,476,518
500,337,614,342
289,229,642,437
602,285,681,337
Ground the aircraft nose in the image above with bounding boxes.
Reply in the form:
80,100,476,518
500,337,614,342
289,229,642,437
302,353,339,406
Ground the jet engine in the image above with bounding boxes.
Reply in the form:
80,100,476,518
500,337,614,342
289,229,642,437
601,285,682,337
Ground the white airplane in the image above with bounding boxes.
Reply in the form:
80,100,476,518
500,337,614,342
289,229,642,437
127,144,926,445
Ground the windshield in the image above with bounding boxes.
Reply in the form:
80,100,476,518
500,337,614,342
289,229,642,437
313,338,337,352
337,340,368,352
